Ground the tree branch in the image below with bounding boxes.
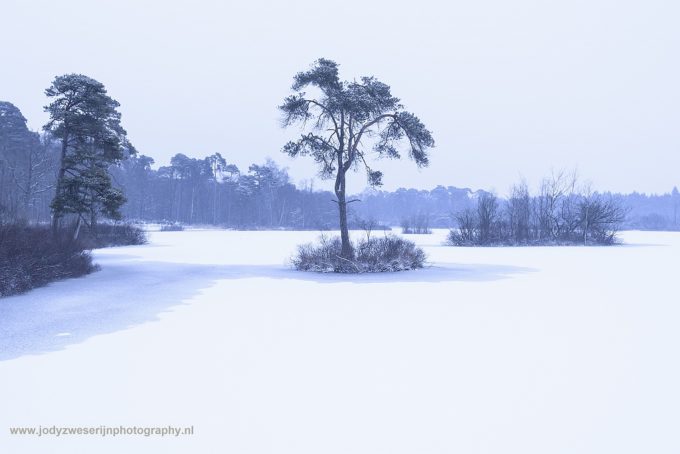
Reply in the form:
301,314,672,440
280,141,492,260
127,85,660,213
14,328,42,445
344,113,397,172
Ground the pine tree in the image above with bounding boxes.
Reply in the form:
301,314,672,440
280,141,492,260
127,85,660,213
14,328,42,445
279,59,434,257
43,74,133,236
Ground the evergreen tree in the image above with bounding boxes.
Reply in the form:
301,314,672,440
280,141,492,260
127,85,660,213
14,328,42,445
43,74,133,236
279,59,435,257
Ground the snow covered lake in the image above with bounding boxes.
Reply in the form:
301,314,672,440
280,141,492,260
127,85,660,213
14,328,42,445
1,229,679,453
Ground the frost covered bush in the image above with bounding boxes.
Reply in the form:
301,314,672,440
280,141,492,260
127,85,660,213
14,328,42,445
292,234,426,273
0,225,96,297
80,223,147,248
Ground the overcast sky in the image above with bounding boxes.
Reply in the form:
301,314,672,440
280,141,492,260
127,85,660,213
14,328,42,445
2,0,679,194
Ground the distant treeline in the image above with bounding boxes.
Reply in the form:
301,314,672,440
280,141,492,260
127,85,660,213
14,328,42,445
3,144,679,233
111,154,678,235
1,102,678,231
354,184,680,233
120,158,680,234
0,102,57,224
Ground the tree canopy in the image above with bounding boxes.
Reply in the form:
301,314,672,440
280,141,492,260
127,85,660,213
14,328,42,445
279,58,435,256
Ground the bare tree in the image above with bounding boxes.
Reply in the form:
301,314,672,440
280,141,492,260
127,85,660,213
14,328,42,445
535,169,577,240
507,179,531,243
578,187,627,245
451,208,478,245
477,193,499,244
10,135,57,220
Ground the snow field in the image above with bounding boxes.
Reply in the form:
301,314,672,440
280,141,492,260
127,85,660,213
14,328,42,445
0,230,678,453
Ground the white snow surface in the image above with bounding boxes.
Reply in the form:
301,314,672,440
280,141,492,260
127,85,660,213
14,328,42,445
1,229,679,453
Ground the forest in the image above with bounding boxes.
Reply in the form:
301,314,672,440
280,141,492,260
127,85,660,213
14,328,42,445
2,107,678,233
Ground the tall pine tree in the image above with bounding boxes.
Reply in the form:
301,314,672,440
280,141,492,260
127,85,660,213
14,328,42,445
44,74,133,236
280,59,434,257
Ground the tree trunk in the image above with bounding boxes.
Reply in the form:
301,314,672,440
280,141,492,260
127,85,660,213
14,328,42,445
52,133,69,235
279,198,286,226
583,207,588,246
90,207,97,235
22,149,34,219
335,174,353,258
213,180,218,225
73,216,82,241
190,185,195,223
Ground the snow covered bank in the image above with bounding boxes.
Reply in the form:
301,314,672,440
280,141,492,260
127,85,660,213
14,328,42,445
1,230,678,453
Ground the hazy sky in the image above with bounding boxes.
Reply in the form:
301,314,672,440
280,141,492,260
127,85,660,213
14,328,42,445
2,0,679,194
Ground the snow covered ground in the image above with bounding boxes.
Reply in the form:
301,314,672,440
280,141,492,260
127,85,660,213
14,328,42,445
1,229,679,453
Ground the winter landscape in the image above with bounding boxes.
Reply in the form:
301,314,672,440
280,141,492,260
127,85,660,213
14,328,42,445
1,229,679,453
2,0,680,453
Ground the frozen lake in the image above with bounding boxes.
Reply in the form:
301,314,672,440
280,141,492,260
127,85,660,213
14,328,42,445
1,229,679,453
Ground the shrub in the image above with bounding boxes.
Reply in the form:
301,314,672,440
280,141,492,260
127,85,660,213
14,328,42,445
292,234,426,273
447,175,627,246
448,208,478,245
0,225,96,297
160,223,184,232
79,223,147,248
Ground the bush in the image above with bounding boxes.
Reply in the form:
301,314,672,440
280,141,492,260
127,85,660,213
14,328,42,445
292,234,426,273
79,223,147,248
0,225,96,297
160,223,184,232
447,175,627,246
